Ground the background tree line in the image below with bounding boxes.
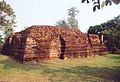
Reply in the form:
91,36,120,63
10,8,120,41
55,7,79,29
88,15,120,53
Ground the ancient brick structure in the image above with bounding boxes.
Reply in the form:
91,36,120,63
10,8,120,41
1,25,107,63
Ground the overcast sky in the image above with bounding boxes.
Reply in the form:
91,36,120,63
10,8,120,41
6,0,120,32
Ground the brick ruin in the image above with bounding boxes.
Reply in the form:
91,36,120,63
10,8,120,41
1,25,108,63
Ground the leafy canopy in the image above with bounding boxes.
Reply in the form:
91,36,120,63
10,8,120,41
88,15,120,51
55,7,79,29
0,0,16,39
81,0,120,12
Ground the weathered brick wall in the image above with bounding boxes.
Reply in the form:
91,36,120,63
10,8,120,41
1,25,108,63
88,34,108,56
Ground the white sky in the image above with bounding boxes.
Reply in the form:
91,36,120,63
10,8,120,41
6,0,120,32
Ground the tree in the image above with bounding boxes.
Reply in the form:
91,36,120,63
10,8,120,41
67,7,79,29
88,15,120,33
0,0,16,39
103,28,120,52
55,7,79,29
55,20,69,28
81,0,120,12
0,35,3,46
88,15,120,53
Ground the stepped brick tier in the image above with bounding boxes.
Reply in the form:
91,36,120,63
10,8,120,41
1,25,108,63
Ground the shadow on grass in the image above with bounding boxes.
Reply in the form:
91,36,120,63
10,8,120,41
0,57,120,82
43,66,120,82
71,66,120,82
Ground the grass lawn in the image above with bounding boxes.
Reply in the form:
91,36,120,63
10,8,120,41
0,54,120,82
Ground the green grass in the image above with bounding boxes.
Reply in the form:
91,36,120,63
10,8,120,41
0,54,120,82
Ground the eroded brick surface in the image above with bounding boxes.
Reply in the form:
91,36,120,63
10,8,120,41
1,25,108,63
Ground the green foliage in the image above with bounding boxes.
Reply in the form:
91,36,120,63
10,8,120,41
81,0,90,3
103,28,120,51
55,7,79,29
67,7,79,29
0,0,16,39
81,0,120,12
55,20,69,28
88,15,120,52
0,35,3,46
